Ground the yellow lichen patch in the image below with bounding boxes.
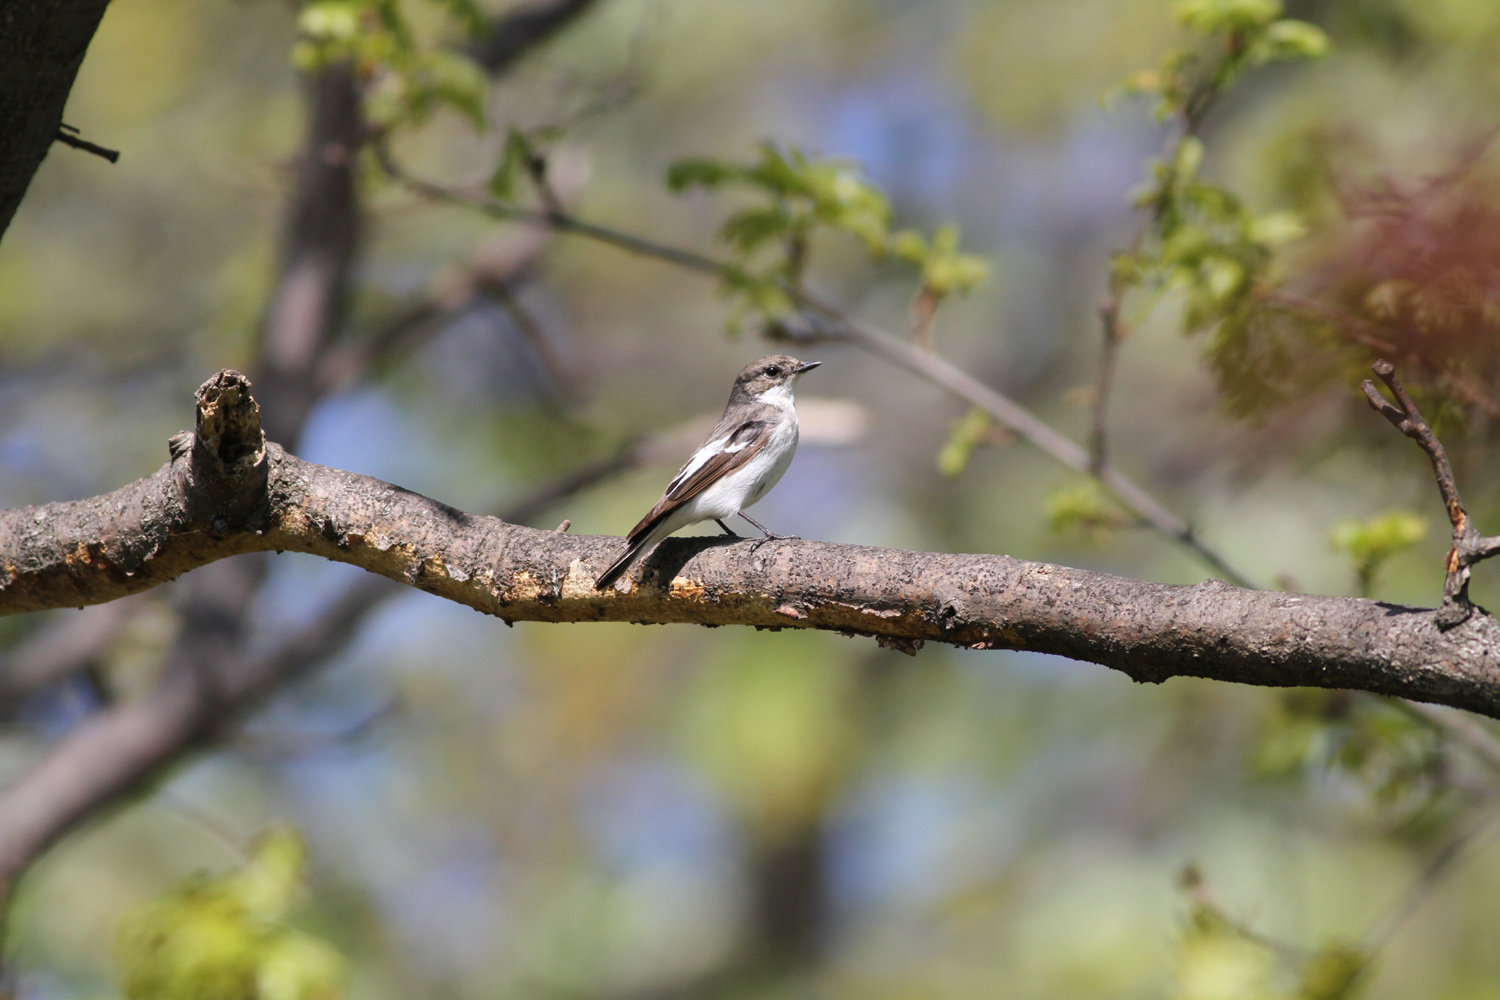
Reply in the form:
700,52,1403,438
421,555,450,579
559,560,597,599
668,577,706,601
504,570,545,602
67,541,104,569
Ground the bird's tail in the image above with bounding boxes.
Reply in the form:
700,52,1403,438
594,535,653,591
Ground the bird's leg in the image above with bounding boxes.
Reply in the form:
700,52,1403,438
715,519,741,538
738,511,795,540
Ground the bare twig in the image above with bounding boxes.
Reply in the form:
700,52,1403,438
1091,294,1125,474
314,226,551,393
484,276,576,399
1362,359,1500,624
1179,865,1310,960
53,124,119,164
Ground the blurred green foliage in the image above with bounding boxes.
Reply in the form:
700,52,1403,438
1250,690,1447,814
1174,869,1369,1000
1046,480,1131,543
1329,512,1428,598
296,0,488,128
667,143,987,332
114,829,346,1000
936,407,993,478
1108,0,1329,417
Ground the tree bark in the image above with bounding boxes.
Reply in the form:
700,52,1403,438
5,370,1500,719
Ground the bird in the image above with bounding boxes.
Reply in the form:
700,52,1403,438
594,354,821,590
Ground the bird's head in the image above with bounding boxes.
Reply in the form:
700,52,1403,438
736,355,821,398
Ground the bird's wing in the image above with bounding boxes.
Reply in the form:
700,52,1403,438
626,419,772,543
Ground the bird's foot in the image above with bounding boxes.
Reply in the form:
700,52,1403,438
737,512,794,540
714,519,742,539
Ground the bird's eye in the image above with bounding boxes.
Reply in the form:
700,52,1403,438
765,366,781,377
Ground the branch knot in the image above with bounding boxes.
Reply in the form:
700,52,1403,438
185,370,270,532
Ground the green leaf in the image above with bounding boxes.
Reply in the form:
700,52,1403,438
1175,0,1282,35
721,206,797,253
421,49,487,128
665,157,737,192
1201,255,1248,303
801,161,892,249
936,408,993,477
1175,136,1205,181
1254,20,1331,63
889,229,928,264
1330,511,1427,597
743,143,807,197
488,129,532,201
1046,482,1129,543
1172,902,1279,1000
916,225,988,297
297,1,363,40
1247,210,1306,247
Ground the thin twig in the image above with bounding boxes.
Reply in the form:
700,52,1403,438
483,277,576,400
1180,865,1311,960
1362,359,1500,622
1091,295,1124,474
54,125,119,164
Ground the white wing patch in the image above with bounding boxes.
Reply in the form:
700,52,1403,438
662,422,765,499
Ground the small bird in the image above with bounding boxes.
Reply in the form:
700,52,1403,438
594,354,821,590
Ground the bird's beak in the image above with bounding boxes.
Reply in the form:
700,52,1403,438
793,361,822,375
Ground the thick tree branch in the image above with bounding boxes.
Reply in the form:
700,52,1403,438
1363,359,1500,624
5,371,1500,711
0,0,114,243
